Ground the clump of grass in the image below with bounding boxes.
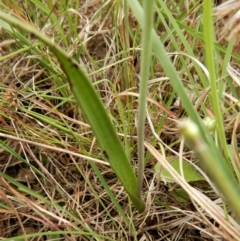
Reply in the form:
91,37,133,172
0,0,240,240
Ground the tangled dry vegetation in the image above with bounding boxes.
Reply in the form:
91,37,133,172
0,0,240,240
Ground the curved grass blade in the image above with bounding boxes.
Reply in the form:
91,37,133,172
0,11,144,212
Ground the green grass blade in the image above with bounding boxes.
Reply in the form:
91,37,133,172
126,0,205,136
203,0,228,157
137,0,155,199
126,0,240,218
0,173,96,234
0,11,144,212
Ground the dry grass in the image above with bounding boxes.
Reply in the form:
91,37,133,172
0,0,240,240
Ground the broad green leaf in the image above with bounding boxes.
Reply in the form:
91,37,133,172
154,158,204,183
0,11,144,212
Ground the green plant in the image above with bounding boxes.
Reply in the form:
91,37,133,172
1,0,240,240
127,0,240,220
0,10,145,212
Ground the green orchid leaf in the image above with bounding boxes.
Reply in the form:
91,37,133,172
0,11,144,212
154,157,204,183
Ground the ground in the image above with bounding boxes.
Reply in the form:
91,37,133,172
0,0,240,240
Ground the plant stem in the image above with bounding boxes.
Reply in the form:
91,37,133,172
137,0,154,199
203,0,228,158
